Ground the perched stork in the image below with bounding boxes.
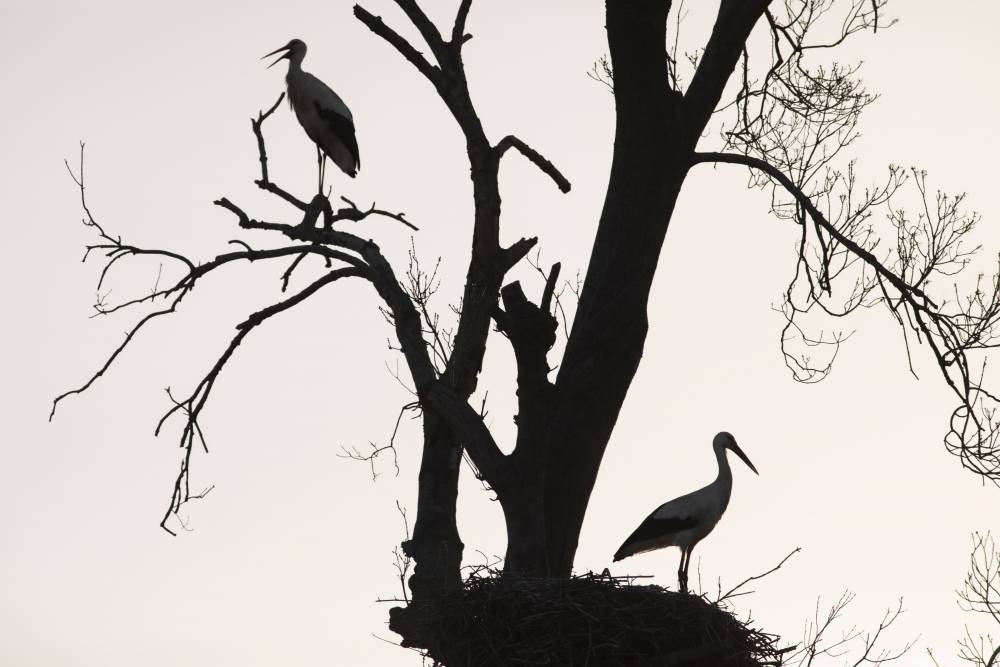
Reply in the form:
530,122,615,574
263,38,360,192
613,432,759,593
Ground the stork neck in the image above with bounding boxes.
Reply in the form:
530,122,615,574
286,53,305,74
711,446,734,514
714,445,733,485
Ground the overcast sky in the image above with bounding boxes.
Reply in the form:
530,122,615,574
3,1,999,665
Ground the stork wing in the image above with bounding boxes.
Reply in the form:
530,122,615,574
315,102,361,174
613,510,699,562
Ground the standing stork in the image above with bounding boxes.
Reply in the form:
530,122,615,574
263,38,360,193
613,432,759,593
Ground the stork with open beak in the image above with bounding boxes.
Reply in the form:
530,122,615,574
613,431,759,593
263,38,360,193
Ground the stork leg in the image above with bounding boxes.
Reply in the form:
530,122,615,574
316,146,325,194
678,547,690,593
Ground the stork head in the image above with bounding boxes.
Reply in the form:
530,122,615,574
263,38,307,68
713,431,759,475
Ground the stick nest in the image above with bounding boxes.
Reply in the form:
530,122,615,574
391,570,781,666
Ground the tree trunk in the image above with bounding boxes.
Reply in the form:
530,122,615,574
538,0,768,574
406,410,464,598
391,0,768,604
388,410,464,647
500,480,550,575
542,0,689,575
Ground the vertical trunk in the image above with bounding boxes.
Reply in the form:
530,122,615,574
445,144,501,398
389,410,464,646
380,0,772,654
354,11,510,616
545,172,688,575
406,411,464,599
401,135,501,600
537,0,770,575
500,481,550,576
543,0,690,575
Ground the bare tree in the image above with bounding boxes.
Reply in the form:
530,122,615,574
956,532,1000,667
54,0,1000,657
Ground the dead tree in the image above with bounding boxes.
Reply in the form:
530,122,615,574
55,0,1000,656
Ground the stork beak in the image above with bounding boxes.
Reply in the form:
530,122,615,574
728,441,759,475
262,44,292,69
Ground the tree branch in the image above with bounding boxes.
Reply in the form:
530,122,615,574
684,0,770,140
253,94,286,187
495,135,571,193
156,267,363,534
692,150,1000,481
499,236,538,275
336,196,419,231
715,546,800,603
692,151,937,337
57,108,443,535
353,5,444,87
958,532,1000,665
540,262,561,313
424,381,509,490
51,241,354,417
392,0,448,64
493,280,558,465
251,92,309,211
451,0,474,46
52,146,369,420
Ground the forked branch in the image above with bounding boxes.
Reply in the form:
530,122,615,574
351,0,567,490
156,267,362,534
55,90,447,532
780,592,913,666
692,151,1000,481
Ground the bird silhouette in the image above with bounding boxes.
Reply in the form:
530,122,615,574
263,38,360,193
613,431,759,593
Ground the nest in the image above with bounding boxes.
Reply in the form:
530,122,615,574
392,570,781,666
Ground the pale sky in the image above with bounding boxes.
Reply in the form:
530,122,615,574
2,1,998,665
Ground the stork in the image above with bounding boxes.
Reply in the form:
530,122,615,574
263,38,360,193
613,431,759,593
